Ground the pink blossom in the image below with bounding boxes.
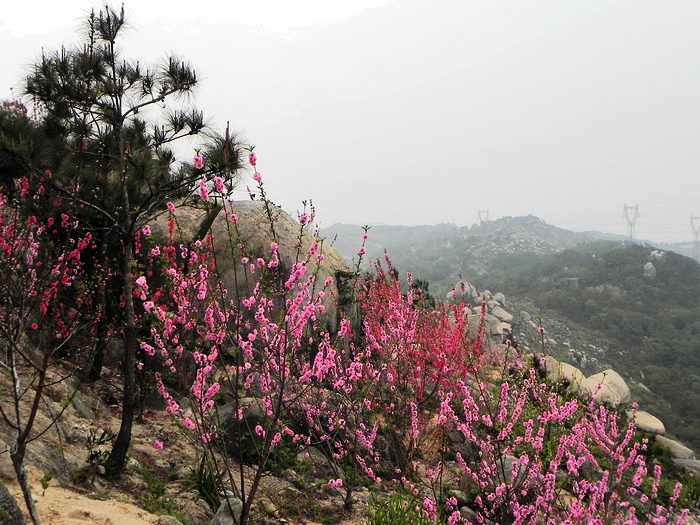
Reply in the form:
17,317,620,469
153,440,164,450
253,172,262,182
214,176,224,193
141,225,151,236
193,154,204,169
167,202,176,214
358,247,366,255
199,179,209,201
248,152,257,166
328,478,343,488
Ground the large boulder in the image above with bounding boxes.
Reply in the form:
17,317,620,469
539,356,585,393
149,200,349,333
630,411,665,435
490,306,513,323
217,398,271,459
673,459,700,478
581,369,630,407
656,436,696,460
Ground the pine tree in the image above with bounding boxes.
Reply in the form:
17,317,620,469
13,4,243,475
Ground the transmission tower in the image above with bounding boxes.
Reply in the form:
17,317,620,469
622,204,639,242
477,209,490,225
691,216,700,261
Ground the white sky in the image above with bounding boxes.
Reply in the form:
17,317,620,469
2,1,699,243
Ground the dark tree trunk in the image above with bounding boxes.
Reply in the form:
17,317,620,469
104,237,137,476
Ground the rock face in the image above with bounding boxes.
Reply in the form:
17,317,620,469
149,200,349,333
581,369,631,407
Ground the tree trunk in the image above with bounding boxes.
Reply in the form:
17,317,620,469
104,238,137,476
11,441,41,525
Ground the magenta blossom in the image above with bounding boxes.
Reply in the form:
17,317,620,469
194,154,204,169
153,440,164,450
253,172,262,182
248,152,257,166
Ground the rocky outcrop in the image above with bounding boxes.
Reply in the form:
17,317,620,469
149,200,350,333
539,356,585,393
673,459,700,478
656,436,696,460
631,411,665,435
580,370,631,407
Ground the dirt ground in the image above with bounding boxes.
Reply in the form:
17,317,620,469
0,367,367,525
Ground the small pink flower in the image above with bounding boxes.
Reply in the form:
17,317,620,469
358,247,366,255
153,440,164,450
248,152,257,166
328,478,343,488
214,176,224,193
199,179,209,201
253,172,262,182
141,225,151,236
194,154,204,169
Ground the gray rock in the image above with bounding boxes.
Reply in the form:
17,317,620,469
0,440,15,482
156,516,184,525
447,489,469,507
540,356,585,393
459,506,493,525
630,411,665,435
490,306,513,323
493,292,506,305
581,369,630,407
211,497,243,525
70,395,96,421
0,480,26,525
217,398,271,457
643,262,656,279
296,447,344,482
656,436,696,459
150,201,349,335
673,459,700,478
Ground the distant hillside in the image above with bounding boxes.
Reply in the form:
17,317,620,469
322,217,700,451
492,242,700,449
322,216,591,298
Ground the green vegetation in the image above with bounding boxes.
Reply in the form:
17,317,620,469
482,241,700,449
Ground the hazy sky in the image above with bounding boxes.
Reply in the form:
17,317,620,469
2,1,699,243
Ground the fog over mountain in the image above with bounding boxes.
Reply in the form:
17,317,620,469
2,1,700,244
